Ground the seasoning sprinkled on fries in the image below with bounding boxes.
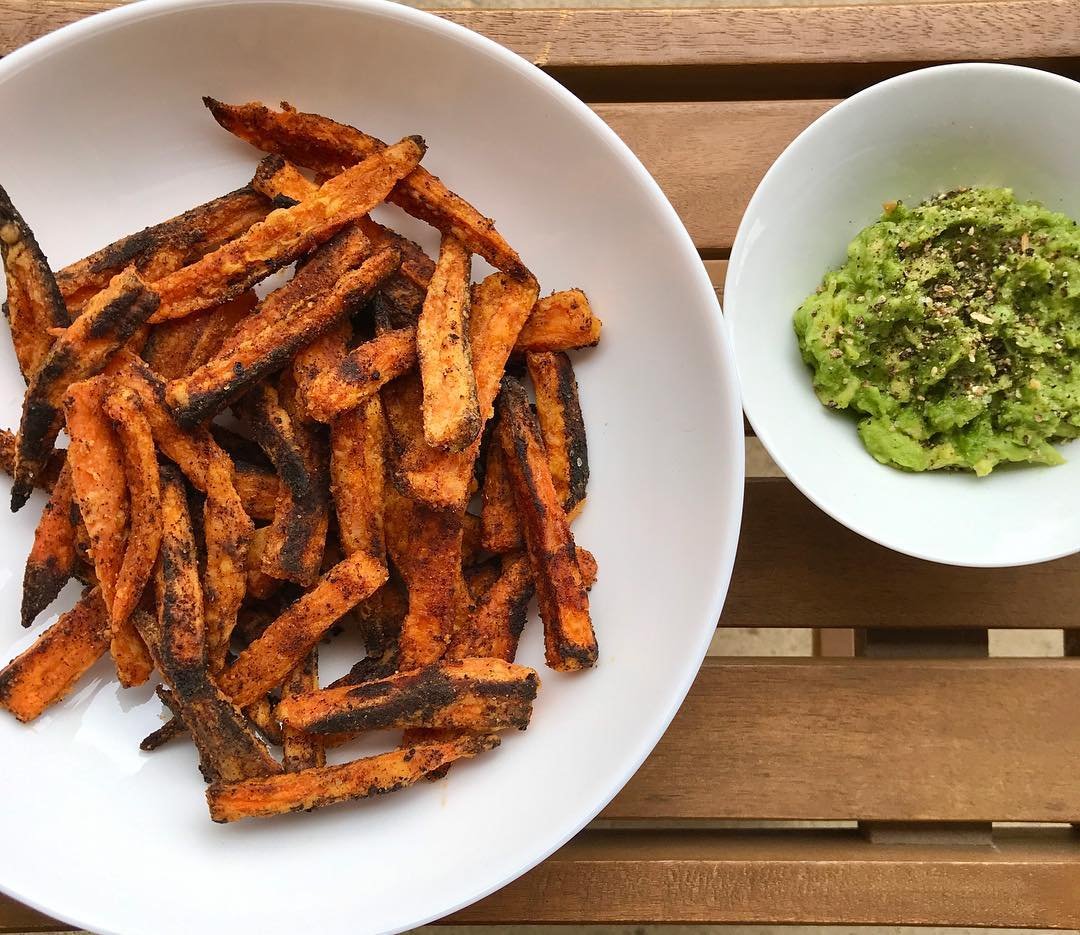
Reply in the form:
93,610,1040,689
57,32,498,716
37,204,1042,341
0,98,602,822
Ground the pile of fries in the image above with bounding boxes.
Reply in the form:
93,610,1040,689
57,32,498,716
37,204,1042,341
0,99,601,822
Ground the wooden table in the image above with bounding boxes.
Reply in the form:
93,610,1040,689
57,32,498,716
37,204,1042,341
4,1,1080,930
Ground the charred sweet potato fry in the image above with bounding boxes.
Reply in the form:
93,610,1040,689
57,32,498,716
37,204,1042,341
398,273,539,510
480,438,523,554
143,291,257,380
219,549,387,707
205,99,528,281
156,468,206,670
0,183,69,381
465,559,502,602
355,217,436,295
0,428,64,491
515,289,602,354
278,657,538,735
12,269,160,510
292,318,350,417
385,484,462,670
207,731,497,822
462,510,484,568
526,351,589,514
304,326,417,423
330,395,387,563
241,381,328,587
167,246,399,425
449,553,534,662
150,137,424,323
202,443,254,673
21,461,77,628
352,576,407,657
251,154,313,206
417,235,479,451
279,651,324,772
56,187,270,315
498,377,596,671
0,587,110,722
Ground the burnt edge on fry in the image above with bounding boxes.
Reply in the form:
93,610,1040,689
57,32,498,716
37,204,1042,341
526,351,589,513
21,462,77,627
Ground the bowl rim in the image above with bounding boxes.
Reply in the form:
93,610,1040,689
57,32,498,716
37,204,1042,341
0,0,746,932
726,61,1080,569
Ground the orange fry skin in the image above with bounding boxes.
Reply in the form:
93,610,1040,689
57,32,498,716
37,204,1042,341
0,587,110,722
21,461,78,628
149,136,425,323
480,438,523,554
219,549,388,708
0,183,70,381
515,288,602,354
206,732,499,822
331,395,387,563
12,269,160,510
498,377,596,671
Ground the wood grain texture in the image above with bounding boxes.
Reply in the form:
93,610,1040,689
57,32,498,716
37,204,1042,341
602,657,1080,821
725,478,1080,628
448,828,1080,926
4,1,1080,66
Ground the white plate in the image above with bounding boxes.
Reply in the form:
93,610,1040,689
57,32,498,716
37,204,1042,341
0,2,744,933
726,63,1080,567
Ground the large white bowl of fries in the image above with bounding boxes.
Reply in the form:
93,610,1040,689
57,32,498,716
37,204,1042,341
0,1,744,933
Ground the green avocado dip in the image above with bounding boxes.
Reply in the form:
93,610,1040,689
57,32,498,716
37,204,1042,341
794,187,1080,476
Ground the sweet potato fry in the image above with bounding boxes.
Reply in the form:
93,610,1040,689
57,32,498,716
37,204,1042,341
219,549,387,708
398,272,539,510
244,526,281,600
465,559,502,602
56,187,270,315
417,235,479,451
278,657,538,735
515,289,602,354
279,651,324,772
303,326,417,423
292,318,350,417
480,438,523,554
12,269,160,510
21,461,77,628
240,380,328,587
352,576,406,656
167,246,400,425
462,510,484,568
204,99,528,281
103,385,163,665
0,587,110,722
156,468,206,670
246,695,285,746
202,443,254,673
385,485,462,670
330,395,387,563
150,136,424,322
143,291,257,380
0,428,64,491
355,217,436,295
498,377,596,671
251,154,313,206
0,183,69,381
449,553,534,663
526,351,589,514
206,731,497,822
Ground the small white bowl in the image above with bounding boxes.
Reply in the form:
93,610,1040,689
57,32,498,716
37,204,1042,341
726,63,1080,567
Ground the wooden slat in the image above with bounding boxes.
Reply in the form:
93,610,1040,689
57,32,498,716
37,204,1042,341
5,1,1080,67
602,657,1080,822
448,828,1080,927
726,477,1080,628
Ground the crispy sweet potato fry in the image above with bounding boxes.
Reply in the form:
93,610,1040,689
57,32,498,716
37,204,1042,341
417,235,479,451
150,137,424,323
498,377,596,671
0,428,64,491
480,438,523,554
526,351,589,514
245,526,281,600
21,461,77,628
465,559,502,602
355,217,436,295
56,187,270,315
219,549,387,707
103,386,163,664
143,291,257,380
0,183,69,381
331,395,387,563
385,484,462,670
449,553,534,662
0,587,110,722
278,657,538,734
203,443,254,673
12,269,160,510
167,246,399,425
204,99,528,281
251,154,313,206
279,651,324,772
292,318,350,418
304,326,417,423
398,273,539,510
207,731,497,822
515,289,602,354
246,695,285,746
241,381,328,587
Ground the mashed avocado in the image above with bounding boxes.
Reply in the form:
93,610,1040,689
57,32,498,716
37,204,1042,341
794,187,1080,476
